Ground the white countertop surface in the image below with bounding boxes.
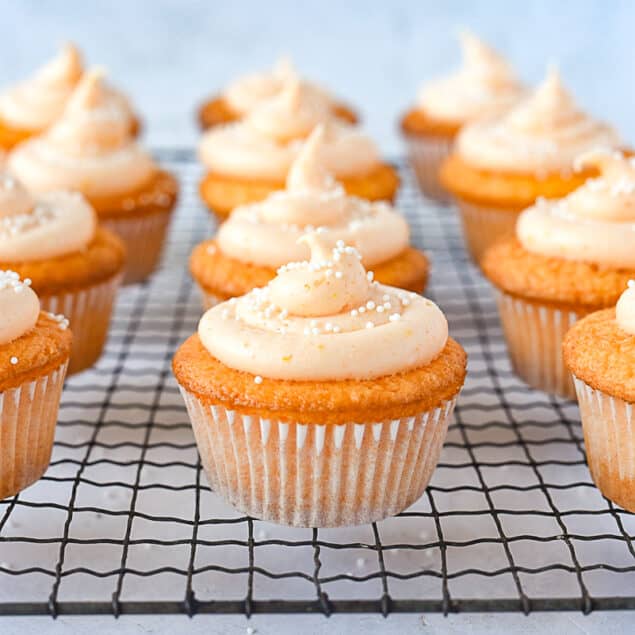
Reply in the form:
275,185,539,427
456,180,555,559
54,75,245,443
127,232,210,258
1,2,635,633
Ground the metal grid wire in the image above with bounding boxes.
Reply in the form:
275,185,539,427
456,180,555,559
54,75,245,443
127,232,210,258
1,149,634,617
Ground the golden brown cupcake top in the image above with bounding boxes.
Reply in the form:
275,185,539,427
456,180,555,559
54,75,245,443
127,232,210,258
563,286,635,402
0,271,72,391
482,238,635,310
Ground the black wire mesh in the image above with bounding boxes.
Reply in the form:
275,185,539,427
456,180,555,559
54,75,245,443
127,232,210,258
0,149,634,617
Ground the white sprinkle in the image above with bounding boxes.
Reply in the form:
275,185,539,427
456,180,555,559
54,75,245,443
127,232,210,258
366,271,374,282
382,294,390,302
254,376,263,385
246,627,256,635
365,322,374,329
10,356,18,365
366,301,376,310
334,271,343,279
350,309,358,317
332,326,341,333
358,306,366,314
376,305,385,313
389,313,401,322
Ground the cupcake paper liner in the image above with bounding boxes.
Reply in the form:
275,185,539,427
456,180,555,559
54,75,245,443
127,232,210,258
455,199,522,264
41,274,122,375
0,362,68,500
496,291,582,399
404,135,454,204
102,209,173,285
572,376,635,512
179,387,458,527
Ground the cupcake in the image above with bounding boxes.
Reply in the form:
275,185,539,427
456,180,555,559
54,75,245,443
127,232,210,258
0,172,125,374
7,70,178,284
564,283,635,511
441,67,622,263
198,57,357,130
174,232,466,527
199,79,398,220
0,43,139,152
192,126,428,307
0,271,72,499
401,31,524,203
482,151,635,398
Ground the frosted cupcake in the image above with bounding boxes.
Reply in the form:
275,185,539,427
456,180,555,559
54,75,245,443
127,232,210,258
198,57,357,130
192,126,428,307
199,79,398,220
174,232,466,527
564,282,635,511
0,172,125,374
0,271,72,499
401,31,524,203
0,43,139,151
482,151,635,398
441,68,622,263
7,70,178,284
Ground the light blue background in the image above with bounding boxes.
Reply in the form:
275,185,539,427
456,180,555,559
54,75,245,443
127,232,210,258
1,0,633,154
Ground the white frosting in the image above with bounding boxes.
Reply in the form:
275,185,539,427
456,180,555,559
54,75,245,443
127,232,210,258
8,69,154,198
517,151,635,268
417,30,524,123
217,126,408,267
199,82,378,181
457,67,621,173
616,281,635,335
0,271,40,345
198,233,448,381
223,57,335,116
0,172,96,261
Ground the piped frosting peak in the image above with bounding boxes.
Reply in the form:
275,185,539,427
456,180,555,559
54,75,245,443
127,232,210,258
198,232,448,381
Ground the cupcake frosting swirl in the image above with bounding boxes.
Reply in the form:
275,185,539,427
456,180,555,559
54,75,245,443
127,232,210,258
0,271,40,345
517,151,635,268
616,281,635,335
457,67,621,173
0,43,83,131
224,57,333,116
199,81,378,181
0,172,96,261
217,125,409,267
199,232,448,381
417,31,524,124
8,69,154,198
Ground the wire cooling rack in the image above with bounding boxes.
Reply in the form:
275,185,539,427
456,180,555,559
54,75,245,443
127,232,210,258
1,150,634,618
